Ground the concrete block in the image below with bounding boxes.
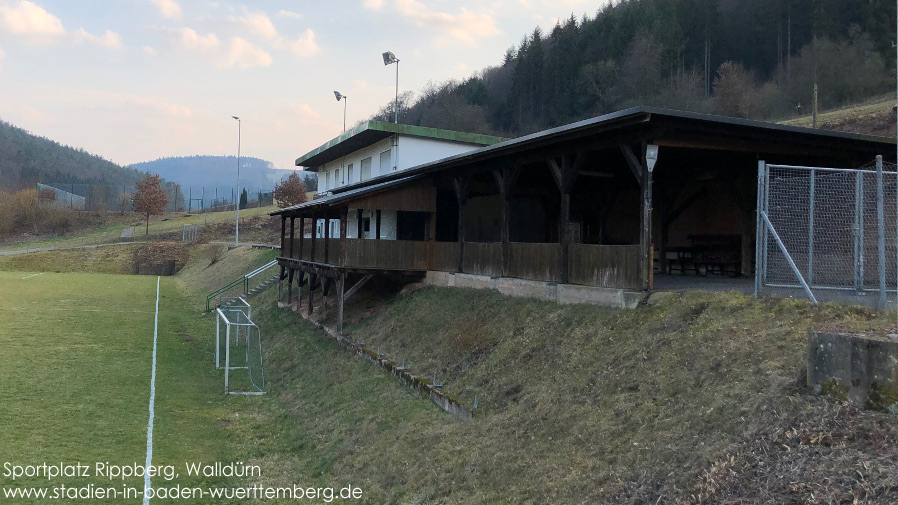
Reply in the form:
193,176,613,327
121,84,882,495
558,284,624,307
454,273,492,290
808,332,898,412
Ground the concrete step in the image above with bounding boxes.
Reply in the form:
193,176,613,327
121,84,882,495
246,275,279,298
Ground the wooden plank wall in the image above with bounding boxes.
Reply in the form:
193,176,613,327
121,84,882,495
283,238,640,289
507,242,560,282
429,242,459,272
342,239,429,270
568,244,641,289
463,242,502,277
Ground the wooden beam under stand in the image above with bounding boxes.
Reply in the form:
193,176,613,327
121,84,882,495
640,143,654,290
287,268,294,304
337,273,345,336
343,273,374,302
453,175,471,273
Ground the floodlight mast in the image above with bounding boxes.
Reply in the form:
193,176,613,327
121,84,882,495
334,91,347,132
382,51,400,123
231,116,240,247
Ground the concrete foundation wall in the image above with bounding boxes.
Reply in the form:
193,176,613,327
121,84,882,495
424,271,642,309
807,331,898,412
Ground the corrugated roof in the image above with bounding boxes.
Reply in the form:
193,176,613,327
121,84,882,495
270,175,423,215
294,120,508,169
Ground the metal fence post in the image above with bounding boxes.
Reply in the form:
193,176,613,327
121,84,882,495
755,160,765,298
877,155,886,309
808,168,815,286
855,171,862,293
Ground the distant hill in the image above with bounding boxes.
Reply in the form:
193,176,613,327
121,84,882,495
0,119,146,191
131,155,316,193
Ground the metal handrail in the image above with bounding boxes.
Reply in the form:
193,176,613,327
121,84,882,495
205,260,279,312
245,260,278,280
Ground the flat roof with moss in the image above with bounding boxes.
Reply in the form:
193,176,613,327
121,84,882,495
295,121,508,169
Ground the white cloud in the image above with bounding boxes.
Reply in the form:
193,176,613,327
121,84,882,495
142,45,156,55
148,0,182,21
230,10,278,40
287,103,322,125
173,27,220,53
394,0,500,45
219,37,271,69
281,28,319,57
74,28,122,49
0,1,65,41
363,0,383,9
0,46,4,70
133,97,192,118
276,9,302,20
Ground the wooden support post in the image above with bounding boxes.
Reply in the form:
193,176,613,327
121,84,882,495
298,216,305,260
340,207,348,239
280,215,286,254
308,274,314,315
642,156,654,291
309,212,316,263
622,144,654,291
453,175,471,274
287,268,294,304
548,155,582,284
324,211,331,264
428,211,437,241
356,208,363,239
297,271,303,309
493,167,520,277
278,265,285,302
375,210,382,240
337,273,345,336
288,216,295,259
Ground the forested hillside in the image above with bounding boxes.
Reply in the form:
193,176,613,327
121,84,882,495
0,119,146,191
372,0,895,136
131,155,316,193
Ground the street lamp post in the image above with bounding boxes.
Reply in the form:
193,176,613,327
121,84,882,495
231,115,240,247
334,91,348,132
382,51,399,123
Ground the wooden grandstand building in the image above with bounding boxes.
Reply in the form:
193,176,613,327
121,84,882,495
272,106,895,331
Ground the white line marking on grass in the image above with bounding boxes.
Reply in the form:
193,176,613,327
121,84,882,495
21,273,44,280
144,276,161,504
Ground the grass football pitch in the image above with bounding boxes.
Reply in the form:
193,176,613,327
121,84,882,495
0,271,240,503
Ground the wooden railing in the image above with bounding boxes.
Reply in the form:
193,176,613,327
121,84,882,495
508,242,560,282
282,238,641,289
568,244,641,289
463,242,502,277
429,242,459,272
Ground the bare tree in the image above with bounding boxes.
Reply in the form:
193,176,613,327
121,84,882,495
273,172,308,208
132,173,169,235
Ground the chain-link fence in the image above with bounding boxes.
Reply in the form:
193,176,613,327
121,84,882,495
756,157,898,308
38,183,274,213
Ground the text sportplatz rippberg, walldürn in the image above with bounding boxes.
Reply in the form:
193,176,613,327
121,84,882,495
2,461,264,481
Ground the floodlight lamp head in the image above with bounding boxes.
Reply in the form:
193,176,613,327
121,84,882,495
645,144,659,173
334,91,344,101
382,51,398,65
231,115,239,120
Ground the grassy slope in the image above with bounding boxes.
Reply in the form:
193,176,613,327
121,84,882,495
780,92,897,138
0,204,278,252
228,286,898,504
0,243,140,274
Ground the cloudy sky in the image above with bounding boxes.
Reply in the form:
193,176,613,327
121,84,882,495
0,0,607,170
